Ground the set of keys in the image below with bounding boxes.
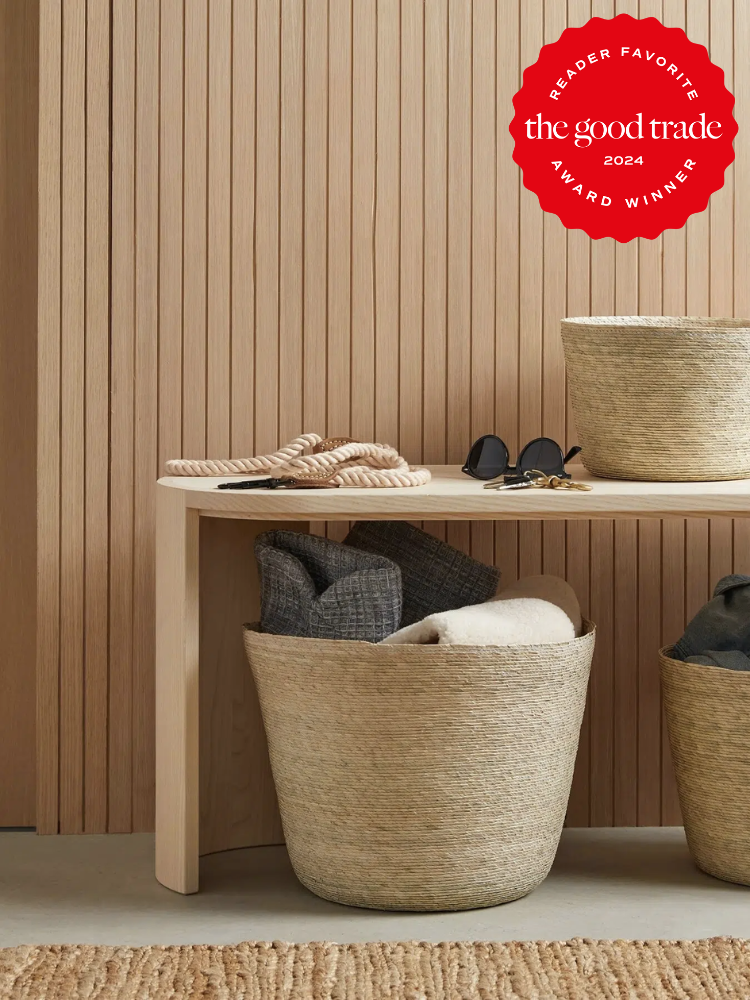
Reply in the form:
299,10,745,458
483,470,593,492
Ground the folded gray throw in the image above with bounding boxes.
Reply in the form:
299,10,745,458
255,530,402,642
686,650,750,672
674,574,750,665
344,521,500,627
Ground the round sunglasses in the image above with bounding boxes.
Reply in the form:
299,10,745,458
462,435,582,481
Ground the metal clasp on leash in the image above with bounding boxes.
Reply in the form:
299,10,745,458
216,474,340,490
217,477,292,490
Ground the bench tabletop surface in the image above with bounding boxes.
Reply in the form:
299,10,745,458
157,466,750,521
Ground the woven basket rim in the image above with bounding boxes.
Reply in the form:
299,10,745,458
243,618,596,652
562,315,750,332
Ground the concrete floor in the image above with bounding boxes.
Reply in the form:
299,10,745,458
0,828,748,946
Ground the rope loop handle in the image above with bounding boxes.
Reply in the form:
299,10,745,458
165,434,431,488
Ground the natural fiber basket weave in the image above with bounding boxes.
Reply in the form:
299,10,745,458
661,648,750,886
243,622,596,911
561,316,750,481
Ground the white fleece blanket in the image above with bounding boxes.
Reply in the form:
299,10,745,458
379,597,575,646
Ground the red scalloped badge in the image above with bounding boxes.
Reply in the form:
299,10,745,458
510,15,737,242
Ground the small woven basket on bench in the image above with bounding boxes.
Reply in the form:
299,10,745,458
243,622,596,911
561,316,750,481
661,648,750,886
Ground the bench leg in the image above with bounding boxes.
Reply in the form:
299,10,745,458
155,486,200,893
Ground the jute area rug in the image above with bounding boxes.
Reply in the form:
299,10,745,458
1,938,748,999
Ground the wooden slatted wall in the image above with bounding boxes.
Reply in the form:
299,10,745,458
37,0,749,833
0,0,38,827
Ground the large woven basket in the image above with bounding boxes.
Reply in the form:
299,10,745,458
561,316,750,481
661,648,750,886
243,622,596,911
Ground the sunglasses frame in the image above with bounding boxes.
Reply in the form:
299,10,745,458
462,434,581,482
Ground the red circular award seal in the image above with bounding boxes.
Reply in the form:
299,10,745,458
510,15,737,242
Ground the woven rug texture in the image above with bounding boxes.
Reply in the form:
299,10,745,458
1,938,749,999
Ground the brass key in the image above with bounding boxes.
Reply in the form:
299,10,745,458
529,471,593,491
483,469,593,492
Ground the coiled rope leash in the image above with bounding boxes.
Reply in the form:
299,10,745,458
165,434,431,489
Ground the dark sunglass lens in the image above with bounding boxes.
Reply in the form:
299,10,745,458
469,436,508,479
519,438,562,474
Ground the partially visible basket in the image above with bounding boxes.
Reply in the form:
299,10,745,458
661,648,750,886
561,316,750,481
243,622,596,911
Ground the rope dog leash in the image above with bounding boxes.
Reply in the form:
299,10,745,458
165,434,431,488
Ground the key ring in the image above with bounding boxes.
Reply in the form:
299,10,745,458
528,470,553,488
528,470,593,491
483,470,548,491
483,469,592,492
544,474,593,491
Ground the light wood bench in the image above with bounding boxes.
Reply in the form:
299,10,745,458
155,466,750,893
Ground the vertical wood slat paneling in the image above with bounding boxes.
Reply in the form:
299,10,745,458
375,0,399,448
183,0,208,459
351,0,377,444
255,0,281,456
326,0,353,543
661,518,685,824
83,0,110,833
59,0,86,834
588,0,617,831
493,0,519,582
517,2,543,580
207,0,232,461
421,0,447,544
684,0,711,638
633,0,665,833
611,0,639,826
156,0,186,840
637,516,661,825
37,0,747,833
279,0,304,447
231,0,256,458
445,0,471,558
469,0,495,569
302,0,327,540
132,0,159,833
108,0,135,834
399,0,423,469
0,0,39,826
37,0,62,834
303,2,327,440
563,0,593,831
659,0,688,828
540,1,567,630
708,0,735,596
734,0,750,585
158,0,183,475
328,0,353,442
